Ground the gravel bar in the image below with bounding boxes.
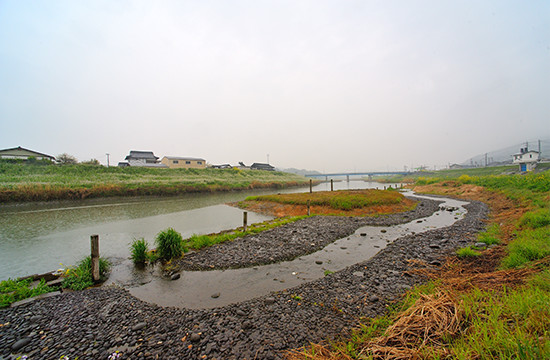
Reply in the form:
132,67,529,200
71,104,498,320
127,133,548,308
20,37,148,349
177,197,441,271
0,199,488,360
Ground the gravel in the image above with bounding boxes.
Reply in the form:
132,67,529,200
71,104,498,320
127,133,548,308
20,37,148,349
0,198,488,360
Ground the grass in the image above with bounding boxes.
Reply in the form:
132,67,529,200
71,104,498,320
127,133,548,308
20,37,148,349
0,162,311,202
130,238,149,264
0,278,56,308
184,216,308,250
155,228,185,261
245,189,406,211
62,256,111,291
287,171,550,360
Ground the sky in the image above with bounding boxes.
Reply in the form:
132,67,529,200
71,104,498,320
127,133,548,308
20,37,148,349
1,1,549,173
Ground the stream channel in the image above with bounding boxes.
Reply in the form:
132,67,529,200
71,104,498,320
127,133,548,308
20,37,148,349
108,192,468,309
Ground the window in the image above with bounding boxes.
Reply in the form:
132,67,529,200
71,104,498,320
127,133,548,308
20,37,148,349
197,161,203,165
173,160,179,164
186,161,191,164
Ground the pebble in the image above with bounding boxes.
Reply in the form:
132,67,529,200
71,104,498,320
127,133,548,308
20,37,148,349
11,337,31,351
211,293,221,299
171,273,181,281
132,322,147,331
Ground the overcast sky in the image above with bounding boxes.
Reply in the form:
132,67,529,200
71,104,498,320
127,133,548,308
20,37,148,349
1,1,548,172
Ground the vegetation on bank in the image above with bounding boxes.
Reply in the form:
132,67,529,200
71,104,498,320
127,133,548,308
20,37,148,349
244,189,405,211
130,216,309,266
0,256,111,308
0,162,311,202
288,172,550,359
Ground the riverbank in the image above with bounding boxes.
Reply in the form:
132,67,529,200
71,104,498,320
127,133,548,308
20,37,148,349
0,194,488,359
0,163,311,202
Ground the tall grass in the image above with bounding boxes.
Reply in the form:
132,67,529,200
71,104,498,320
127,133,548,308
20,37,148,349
62,256,110,291
0,278,56,308
0,163,310,202
155,228,185,261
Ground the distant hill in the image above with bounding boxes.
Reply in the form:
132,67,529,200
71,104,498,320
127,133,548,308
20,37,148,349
461,139,550,167
277,167,322,176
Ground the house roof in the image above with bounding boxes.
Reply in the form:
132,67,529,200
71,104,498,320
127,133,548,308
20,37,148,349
125,151,158,160
251,163,275,170
0,146,55,159
162,156,206,161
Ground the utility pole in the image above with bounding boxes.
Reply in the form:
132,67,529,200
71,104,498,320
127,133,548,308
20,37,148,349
485,153,488,167
106,153,110,167
267,154,269,164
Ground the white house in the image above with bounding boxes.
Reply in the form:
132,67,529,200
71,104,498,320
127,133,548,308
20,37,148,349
512,147,540,172
121,150,167,168
0,146,55,161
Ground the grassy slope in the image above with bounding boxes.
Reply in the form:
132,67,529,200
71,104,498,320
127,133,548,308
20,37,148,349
0,163,310,202
288,170,550,359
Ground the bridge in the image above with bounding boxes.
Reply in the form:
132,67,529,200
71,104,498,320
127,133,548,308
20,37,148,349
304,171,410,181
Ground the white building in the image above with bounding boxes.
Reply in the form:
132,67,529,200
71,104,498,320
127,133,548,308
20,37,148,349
512,147,540,172
120,150,167,168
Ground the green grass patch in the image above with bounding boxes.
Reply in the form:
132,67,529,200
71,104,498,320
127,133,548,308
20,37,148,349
451,285,550,359
245,189,406,211
0,278,56,308
477,223,502,246
518,208,550,229
130,238,149,264
155,228,185,261
456,246,482,258
184,216,307,250
501,227,550,269
62,256,110,291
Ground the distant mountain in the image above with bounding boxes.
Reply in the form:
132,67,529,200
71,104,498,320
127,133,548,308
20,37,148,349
461,139,550,167
277,167,322,176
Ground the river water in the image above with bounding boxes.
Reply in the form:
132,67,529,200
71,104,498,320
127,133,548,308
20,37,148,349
0,180,395,279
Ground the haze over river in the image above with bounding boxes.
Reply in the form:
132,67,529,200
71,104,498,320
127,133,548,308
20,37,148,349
0,180,394,279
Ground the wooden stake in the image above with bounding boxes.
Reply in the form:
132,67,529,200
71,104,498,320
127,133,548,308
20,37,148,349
307,200,311,216
330,179,334,191
243,211,248,232
91,235,100,282
309,179,313,193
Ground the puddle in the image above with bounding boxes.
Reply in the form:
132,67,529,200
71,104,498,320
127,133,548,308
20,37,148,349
107,193,468,309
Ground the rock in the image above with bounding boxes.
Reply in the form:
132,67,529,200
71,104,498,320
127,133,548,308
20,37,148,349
236,310,246,317
12,337,32,351
211,293,220,299
241,321,253,330
429,244,441,249
380,229,387,233
171,273,181,281
360,233,367,236
132,322,147,331
474,242,487,248
265,297,276,305
352,271,364,277
315,260,323,265
369,295,379,302
190,333,201,342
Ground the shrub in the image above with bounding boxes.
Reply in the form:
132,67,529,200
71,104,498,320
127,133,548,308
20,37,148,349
1,278,55,308
130,238,149,264
155,228,185,261
62,256,110,290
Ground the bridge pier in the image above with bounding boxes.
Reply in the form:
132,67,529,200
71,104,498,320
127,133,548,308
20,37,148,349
346,175,349,182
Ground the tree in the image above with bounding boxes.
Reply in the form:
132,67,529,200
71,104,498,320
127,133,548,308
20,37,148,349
81,159,101,166
56,153,78,165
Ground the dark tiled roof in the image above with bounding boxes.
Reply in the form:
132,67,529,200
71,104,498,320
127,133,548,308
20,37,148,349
125,151,158,160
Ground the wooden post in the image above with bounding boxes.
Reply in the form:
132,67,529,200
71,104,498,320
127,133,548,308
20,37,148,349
307,200,311,216
330,179,334,191
309,179,313,193
243,211,248,232
91,235,100,282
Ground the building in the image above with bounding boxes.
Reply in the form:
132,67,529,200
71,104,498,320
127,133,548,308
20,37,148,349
0,146,55,161
250,163,275,171
122,150,167,167
512,147,540,172
160,156,206,169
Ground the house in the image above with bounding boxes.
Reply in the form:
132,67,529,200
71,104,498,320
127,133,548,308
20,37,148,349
512,147,540,172
160,156,206,169
122,150,167,167
211,164,232,169
250,163,275,171
0,146,55,161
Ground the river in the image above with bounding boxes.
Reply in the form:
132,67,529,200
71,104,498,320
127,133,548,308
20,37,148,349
0,180,396,279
